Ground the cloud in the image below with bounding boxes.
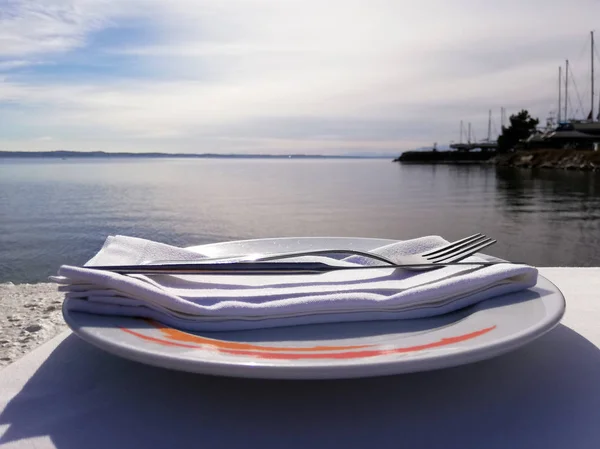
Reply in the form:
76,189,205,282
1,1,108,57
0,59,34,71
1,0,600,154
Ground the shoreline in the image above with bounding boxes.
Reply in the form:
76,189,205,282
491,149,600,170
0,283,67,368
394,150,495,164
394,149,600,171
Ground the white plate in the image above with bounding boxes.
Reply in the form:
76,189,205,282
62,237,566,379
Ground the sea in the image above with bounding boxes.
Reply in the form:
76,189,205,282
2,157,600,284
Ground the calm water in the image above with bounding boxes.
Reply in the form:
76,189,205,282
2,158,600,283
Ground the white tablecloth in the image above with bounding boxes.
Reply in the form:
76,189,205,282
1,268,600,449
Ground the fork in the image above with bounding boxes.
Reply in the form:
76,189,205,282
377,233,496,268
87,233,498,275
252,233,495,267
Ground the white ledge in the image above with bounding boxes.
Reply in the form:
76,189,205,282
1,267,599,368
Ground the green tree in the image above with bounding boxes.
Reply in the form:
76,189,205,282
497,110,539,152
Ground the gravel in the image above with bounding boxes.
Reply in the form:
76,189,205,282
0,283,67,368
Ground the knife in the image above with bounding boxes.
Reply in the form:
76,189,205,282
83,260,513,275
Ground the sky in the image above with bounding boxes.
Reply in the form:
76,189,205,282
1,0,600,155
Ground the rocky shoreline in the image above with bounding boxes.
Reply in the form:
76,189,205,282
491,149,600,171
395,149,600,171
0,283,67,368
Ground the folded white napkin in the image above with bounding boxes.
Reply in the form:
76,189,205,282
51,235,538,331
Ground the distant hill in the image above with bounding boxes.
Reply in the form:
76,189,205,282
0,150,392,159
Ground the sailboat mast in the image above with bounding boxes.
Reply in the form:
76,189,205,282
487,110,492,141
558,66,562,122
565,59,569,120
591,31,595,120
468,123,471,143
460,120,463,143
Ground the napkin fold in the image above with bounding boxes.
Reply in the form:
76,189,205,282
51,235,538,331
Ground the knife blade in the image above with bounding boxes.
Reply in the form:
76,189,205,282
83,260,513,275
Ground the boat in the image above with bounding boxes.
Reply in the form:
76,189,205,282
553,31,600,138
449,111,498,152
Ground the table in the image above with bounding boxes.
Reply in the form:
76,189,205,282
1,268,600,449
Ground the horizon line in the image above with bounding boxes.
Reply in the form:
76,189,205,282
0,150,396,159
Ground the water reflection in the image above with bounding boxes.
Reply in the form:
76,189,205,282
493,167,600,266
3,159,600,283
495,167,600,219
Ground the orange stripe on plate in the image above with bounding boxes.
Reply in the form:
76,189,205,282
120,323,497,360
217,326,496,360
120,327,200,349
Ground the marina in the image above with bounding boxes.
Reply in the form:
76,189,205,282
439,31,600,155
